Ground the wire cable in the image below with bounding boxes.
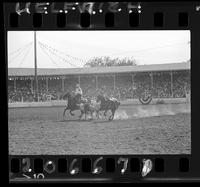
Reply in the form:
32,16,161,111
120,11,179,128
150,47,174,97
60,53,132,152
18,43,33,67
39,41,86,65
39,42,60,68
109,41,190,56
9,42,32,56
40,43,78,67
8,42,33,64
39,41,78,67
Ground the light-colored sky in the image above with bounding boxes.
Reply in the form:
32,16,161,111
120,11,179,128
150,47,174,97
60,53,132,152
7,30,190,68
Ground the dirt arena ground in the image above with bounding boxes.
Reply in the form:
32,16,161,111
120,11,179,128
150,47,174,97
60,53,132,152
8,103,191,155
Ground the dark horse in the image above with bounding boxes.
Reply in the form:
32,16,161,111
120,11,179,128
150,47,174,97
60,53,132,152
62,92,93,120
96,95,120,121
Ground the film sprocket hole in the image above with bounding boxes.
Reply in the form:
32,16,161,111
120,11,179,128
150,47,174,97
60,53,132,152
4,1,199,183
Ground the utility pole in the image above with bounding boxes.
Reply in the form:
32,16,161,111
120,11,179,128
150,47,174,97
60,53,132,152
34,31,39,101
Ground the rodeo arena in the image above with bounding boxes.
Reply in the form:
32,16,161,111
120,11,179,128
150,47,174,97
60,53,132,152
8,61,191,155
8,30,191,155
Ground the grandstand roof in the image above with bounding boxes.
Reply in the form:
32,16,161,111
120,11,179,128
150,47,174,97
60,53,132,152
8,62,190,77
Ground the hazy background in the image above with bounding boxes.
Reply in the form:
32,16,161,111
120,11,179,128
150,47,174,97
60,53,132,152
7,30,190,68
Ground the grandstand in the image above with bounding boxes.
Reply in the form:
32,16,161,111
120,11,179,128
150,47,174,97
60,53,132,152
8,62,190,102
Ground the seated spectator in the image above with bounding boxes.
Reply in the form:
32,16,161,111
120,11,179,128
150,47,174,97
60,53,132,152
7,71,190,102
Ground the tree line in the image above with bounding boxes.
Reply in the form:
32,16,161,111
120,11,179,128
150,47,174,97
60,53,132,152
84,56,137,67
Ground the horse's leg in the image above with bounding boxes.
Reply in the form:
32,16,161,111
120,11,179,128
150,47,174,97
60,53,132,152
82,110,86,120
97,111,101,119
89,111,92,120
79,110,82,120
104,110,108,119
92,110,95,120
83,111,86,120
95,111,98,119
109,109,115,121
104,111,107,116
70,109,75,116
100,111,105,119
86,109,91,120
95,110,99,119
63,107,69,119
79,110,84,120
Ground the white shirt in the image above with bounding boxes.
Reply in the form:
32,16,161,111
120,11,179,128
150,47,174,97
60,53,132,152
75,87,83,95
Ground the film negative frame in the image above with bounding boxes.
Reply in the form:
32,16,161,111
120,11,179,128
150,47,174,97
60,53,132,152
3,0,200,183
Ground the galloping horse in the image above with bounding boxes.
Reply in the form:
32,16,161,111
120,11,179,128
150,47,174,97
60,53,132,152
96,95,120,121
62,92,89,120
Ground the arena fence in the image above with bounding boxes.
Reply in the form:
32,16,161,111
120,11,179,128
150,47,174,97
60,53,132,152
8,97,190,108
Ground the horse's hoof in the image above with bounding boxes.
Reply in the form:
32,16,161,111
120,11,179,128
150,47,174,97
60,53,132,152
109,117,113,121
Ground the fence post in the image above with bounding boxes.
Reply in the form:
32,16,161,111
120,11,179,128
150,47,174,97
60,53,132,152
78,76,80,85
62,77,65,92
151,72,153,93
170,71,173,98
113,75,116,90
132,73,134,99
14,78,16,92
96,76,98,89
46,77,48,93
31,79,33,93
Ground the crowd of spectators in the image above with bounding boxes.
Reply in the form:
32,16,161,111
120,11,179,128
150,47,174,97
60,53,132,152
8,80,34,102
8,79,62,102
173,71,190,98
37,80,63,101
152,72,171,98
8,70,190,102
